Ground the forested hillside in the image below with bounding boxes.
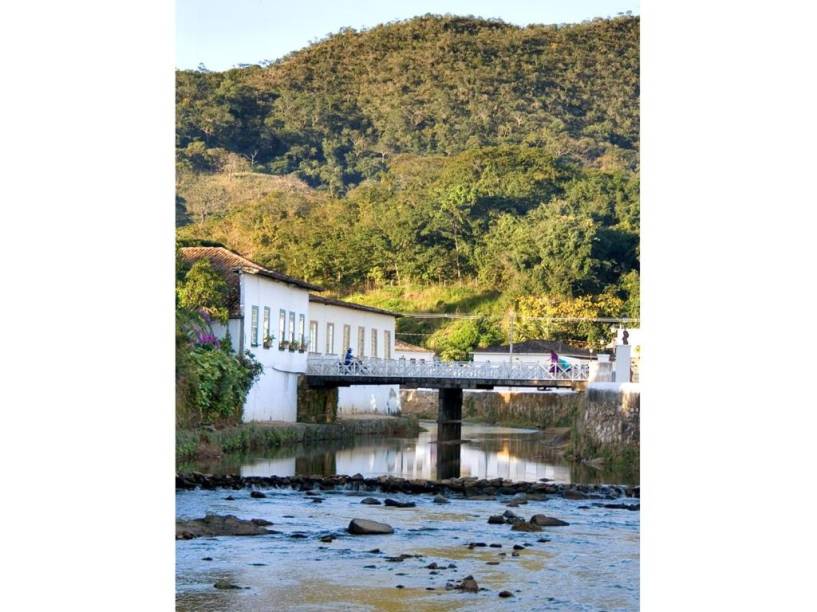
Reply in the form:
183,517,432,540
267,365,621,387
176,15,639,353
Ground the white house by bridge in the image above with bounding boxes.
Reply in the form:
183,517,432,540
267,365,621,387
179,246,402,422
180,246,321,422
307,294,400,415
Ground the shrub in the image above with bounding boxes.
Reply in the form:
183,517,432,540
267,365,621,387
186,346,263,424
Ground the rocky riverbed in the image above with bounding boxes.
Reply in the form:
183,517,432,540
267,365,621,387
176,471,639,500
176,475,639,610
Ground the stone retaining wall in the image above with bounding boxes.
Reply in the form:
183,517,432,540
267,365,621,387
297,376,338,424
400,386,639,473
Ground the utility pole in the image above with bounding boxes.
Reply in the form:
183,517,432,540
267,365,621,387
508,310,515,364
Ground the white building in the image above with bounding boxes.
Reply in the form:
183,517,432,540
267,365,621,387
307,294,401,415
394,339,436,362
471,339,597,393
179,247,321,422
180,246,406,421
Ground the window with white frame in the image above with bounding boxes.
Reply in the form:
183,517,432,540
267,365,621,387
289,311,295,343
309,320,318,352
298,314,305,346
371,328,378,358
250,306,259,346
278,310,286,346
262,306,270,346
326,322,335,354
342,324,351,353
384,330,391,359
357,326,365,357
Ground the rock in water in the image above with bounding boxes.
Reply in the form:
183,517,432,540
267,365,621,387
347,519,395,535
487,515,506,524
459,576,479,592
384,499,416,508
250,491,267,499
213,581,243,590
499,590,514,598
360,497,382,505
433,494,450,504
511,522,543,532
176,514,273,538
529,514,570,527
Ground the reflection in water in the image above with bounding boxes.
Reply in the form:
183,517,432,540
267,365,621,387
185,421,635,484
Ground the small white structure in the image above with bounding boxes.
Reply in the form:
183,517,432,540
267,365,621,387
394,340,436,362
608,328,640,382
179,247,321,422
472,339,597,393
307,294,401,415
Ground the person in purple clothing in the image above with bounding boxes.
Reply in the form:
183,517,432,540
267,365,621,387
549,350,559,374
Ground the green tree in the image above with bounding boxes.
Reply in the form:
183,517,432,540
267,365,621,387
176,259,229,322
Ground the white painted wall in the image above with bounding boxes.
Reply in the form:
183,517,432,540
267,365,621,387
237,273,311,422
472,351,591,368
471,351,594,393
308,301,400,415
211,319,242,352
394,347,436,362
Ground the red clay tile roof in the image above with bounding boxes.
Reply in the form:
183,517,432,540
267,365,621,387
308,294,400,318
179,247,323,317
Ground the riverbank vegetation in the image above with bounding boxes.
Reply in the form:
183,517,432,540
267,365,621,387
176,417,421,465
176,15,639,355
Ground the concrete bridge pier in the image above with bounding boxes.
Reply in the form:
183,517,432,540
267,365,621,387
436,388,463,480
437,387,463,439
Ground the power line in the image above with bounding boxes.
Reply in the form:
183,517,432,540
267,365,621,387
395,312,638,324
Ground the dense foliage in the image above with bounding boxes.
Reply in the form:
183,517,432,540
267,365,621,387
177,15,638,191
176,255,263,426
176,15,639,354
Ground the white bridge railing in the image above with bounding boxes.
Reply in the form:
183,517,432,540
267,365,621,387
306,357,590,382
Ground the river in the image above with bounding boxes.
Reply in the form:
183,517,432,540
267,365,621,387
177,421,639,610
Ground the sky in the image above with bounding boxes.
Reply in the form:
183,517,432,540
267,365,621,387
177,0,639,71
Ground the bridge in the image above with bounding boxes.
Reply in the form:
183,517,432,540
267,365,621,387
306,356,590,477
305,357,589,390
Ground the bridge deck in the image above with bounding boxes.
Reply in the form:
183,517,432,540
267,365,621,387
305,357,589,389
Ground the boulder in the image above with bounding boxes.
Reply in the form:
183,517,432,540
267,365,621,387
487,515,505,525
433,494,450,504
361,497,382,505
563,489,588,500
347,518,394,535
530,514,570,527
499,591,514,598
213,581,243,590
511,522,543,532
459,576,479,592
384,499,416,508
250,491,267,499
176,514,272,538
